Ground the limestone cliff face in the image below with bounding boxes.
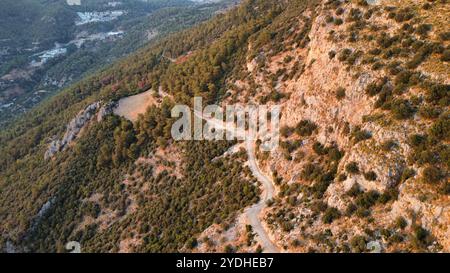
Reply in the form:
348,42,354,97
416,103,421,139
228,0,449,252
44,101,116,159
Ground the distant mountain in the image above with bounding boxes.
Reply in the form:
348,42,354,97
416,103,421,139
0,0,235,128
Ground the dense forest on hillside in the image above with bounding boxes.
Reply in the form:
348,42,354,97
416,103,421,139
0,0,75,49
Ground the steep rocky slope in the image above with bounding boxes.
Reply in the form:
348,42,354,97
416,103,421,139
199,0,449,253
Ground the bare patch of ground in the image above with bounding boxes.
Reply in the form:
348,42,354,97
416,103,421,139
113,89,158,122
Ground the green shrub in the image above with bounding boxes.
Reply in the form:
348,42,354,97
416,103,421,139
313,141,327,155
377,33,398,48
345,203,357,216
439,32,450,41
350,235,367,253
409,134,427,149
429,114,449,141
366,77,389,96
348,31,358,43
422,166,442,184
224,244,235,253
301,163,323,181
352,127,372,143
325,15,334,23
401,168,416,182
328,50,336,59
441,183,450,195
439,145,449,169
186,237,198,249
255,245,263,253
356,207,370,218
371,62,384,70
327,145,343,161
395,70,412,85
411,225,431,249
336,87,345,100
395,216,408,230
295,120,318,137
281,221,294,232
322,207,341,224
406,44,434,69
382,47,402,59
390,99,416,120
425,83,449,105
361,55,376,65
381,140,397,151
291,239,301,248
335,7,345,16
422,3,432,10
368,48,382,55
392,83,408,95
411,40,425,50
364,171,377,181
338,48,352,62
374,87,393,109
346,183,361,197
346,50,363,65
347,8,362,22
384,6,397,12
387,61,402,75
441,50,450,62
419,105,442,119
280,126,294,138
357,0,368,7
281,140,302,154
312,178,332,198
416,24,432,36
364,8,374,19
379,188,399,204
334,18,343,25
394,8,414,23
355,190,380,209
311,200,328,214
338,173,347,182
325,0,342,9
366,82,381,97
284,55,293,63
387,12,396,19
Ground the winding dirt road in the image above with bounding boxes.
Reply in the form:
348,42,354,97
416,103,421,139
194,110,280,253
244,140,279,253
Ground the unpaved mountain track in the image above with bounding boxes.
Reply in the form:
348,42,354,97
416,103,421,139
194,111,280,253
244,140,279,253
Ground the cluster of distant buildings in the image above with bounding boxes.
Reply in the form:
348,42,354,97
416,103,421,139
75,11,125,25
67,0,124,7
66,0,81,6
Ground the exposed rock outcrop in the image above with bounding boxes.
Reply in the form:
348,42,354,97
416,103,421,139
97,101,117,122
45,102,100,159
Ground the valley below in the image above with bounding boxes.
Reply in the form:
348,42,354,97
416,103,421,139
0,0,236,128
